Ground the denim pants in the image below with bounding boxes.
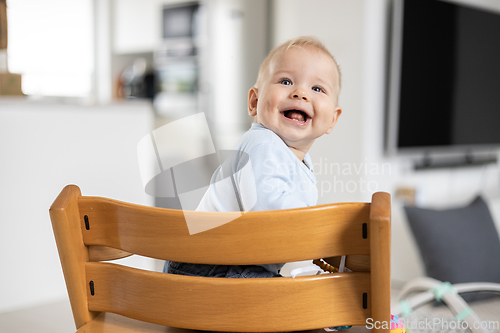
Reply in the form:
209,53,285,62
164,261,282,278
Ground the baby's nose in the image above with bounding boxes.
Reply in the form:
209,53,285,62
291,88,309,101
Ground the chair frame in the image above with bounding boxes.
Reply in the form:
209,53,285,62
50,185,391,332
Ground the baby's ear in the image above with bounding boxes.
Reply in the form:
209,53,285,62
248,87,258,117
325,107,342,134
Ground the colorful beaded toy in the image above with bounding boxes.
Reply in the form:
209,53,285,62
313,259,339,273
390,314,406,333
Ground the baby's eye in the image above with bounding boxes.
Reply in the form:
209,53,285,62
312,86,324,93
280,78,292,85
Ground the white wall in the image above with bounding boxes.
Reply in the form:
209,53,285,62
0,99,155,313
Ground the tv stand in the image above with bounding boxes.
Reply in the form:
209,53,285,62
414,152,498,170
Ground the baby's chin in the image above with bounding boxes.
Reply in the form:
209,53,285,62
256,120,316,149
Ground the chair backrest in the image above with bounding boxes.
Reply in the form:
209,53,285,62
50,184,391,332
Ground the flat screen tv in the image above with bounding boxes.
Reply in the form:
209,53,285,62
386,0,500,157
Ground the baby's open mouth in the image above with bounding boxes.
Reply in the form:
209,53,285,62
283,110,309,123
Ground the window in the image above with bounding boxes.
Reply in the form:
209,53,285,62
7,0,93,97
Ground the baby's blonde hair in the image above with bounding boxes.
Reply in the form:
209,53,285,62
254,36,342,91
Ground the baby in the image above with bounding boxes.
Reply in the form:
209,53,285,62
166,36,342,278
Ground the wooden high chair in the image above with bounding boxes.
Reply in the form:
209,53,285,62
50,185,391,333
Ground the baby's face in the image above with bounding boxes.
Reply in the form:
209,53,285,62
248,46,341,154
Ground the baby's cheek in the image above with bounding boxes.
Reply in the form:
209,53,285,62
265,97,278,109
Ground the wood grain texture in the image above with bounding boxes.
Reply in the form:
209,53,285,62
75,313,372,333
0,0,7,49
79,197,371,265
86,262,371,332
75,312,181,333
369,192,391,333
49,185,98,329
323,255,370,272
88,246,133,262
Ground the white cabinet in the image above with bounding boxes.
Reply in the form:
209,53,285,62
113,0,196,54
113,0,160,54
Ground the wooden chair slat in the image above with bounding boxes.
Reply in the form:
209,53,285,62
49,185,98,328
79,196,371,264
86,262,372,332
75,313,357,333
75,312,185,333
88,245,133,262
324,255,370,272
369,192,391,331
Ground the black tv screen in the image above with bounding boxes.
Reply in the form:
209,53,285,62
162,3,199,39
388,0,500,153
